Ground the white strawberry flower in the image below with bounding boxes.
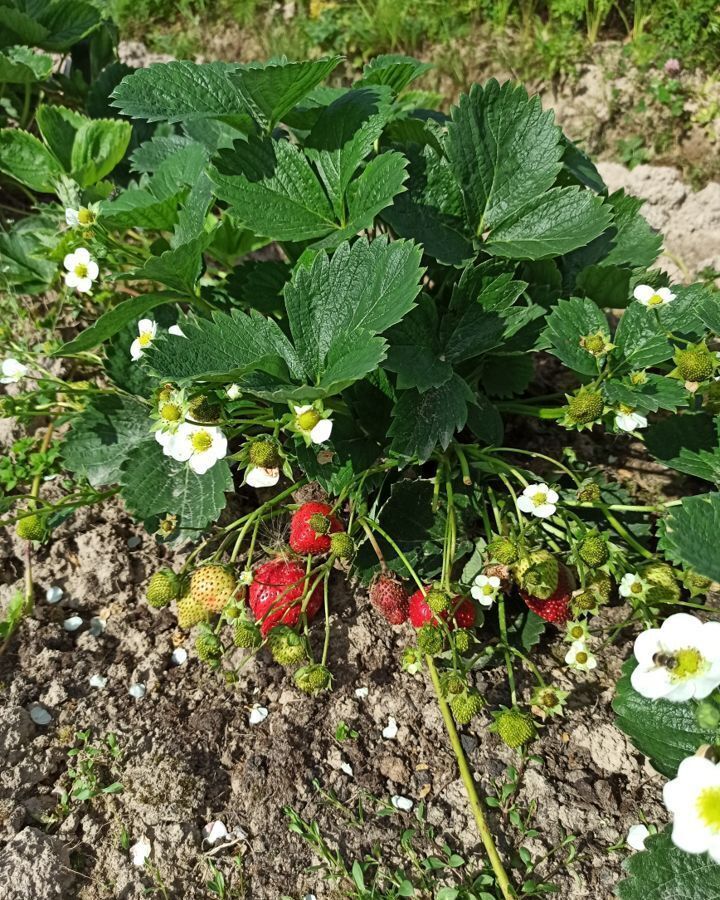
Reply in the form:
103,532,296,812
615,406,648,432
517,483,559,518
1,358,28,384
633,284,676,307
226,383,241,400
631,612,720,702
239,569,254,587
65,205,96,228
619,572,647,600
565,640,597,671
565,620,590,643
471,573,500,607
130,318,158,361
293,404,333,444
664,754,720,860
165,422,227,475
63,247,99,294
246,465,280,487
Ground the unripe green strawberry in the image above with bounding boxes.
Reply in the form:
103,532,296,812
441,672,466,697
454,629,472,653
450,690,484,725
514,550,559,600
233,620,262,649
268,626,307,666
15,513,45,541
588,572,613,603
580,331,613,356
576,481,601,503
294,663,332,693
416,623,444,656
329,531,355,559
189,565,237,614
642,562,681,605
577,532,609,568
248,438,280,468
682,570,713,598
674,343,716,382
570,590,599,617
146,569,181,608
564,388,604,426
188,394,220,422
308,512,331,535
426,588,451,614
177,595,208,630
493,707,535,748
487,536,519,565
195,632,222,662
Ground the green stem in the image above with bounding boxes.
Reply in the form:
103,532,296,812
497,595,517,706
426,657,516,900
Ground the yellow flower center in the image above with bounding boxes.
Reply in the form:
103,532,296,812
575,651,589,665
648,293,664,306
160,402,181,422
673,647,706,680
482,585,494,596
138,331,153,348
570,625,584,640
630,581,643,594
297,409,321,431
191,430,213,453
696,786,720,832
78,207,93,225
540,690,558,707
74,263,88,278
532,492,548,507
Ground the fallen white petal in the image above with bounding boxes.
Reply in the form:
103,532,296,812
63,615,83,632
382,716,398,740
89,617,106,637
171,648,188,666
89,675,108,689
249,705,269,725
45,586,63,604
129,683,146,699
29,704,52,725
355,687,369,699
340,761,354,776
391,795,413,811
130,837,151,866
203,820,229,845
303,895,317,900
627,823,650,851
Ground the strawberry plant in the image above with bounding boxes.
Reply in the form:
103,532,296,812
2,50,720,898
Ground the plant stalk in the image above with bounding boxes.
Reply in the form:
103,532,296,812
426,656,515,900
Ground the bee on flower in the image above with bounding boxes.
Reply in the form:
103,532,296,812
517,483,559,519
63,248,99,294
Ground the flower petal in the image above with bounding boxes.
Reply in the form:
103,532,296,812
311,418,333,444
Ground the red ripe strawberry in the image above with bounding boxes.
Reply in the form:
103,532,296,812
369,574,409,625
249,559,323,635
289,501,343,555
520,566,572,625
408,588,476,629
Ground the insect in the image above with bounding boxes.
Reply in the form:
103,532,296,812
653,652,678,670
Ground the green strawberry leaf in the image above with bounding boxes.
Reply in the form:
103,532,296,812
659,492,720,581
111,61,249,123
99,188,183,230
0,46,53,83
603,375,690,414
62,396,152,488
230,56,342,130
389,374,474,461
612,302,673,370
357,55,432,93
601,190,662,270
613,657,717,777
645,414,720,484
543,296,609,376
122,233,210,296
617,826,720,900
384,294,454,391
0,129,63,192
120,440,231,533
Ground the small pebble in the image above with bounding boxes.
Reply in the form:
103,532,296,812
45,586,63,604
391,795,413,812
29,704,52,726
89,617,106,636
171,648,188,666
382,716,398,740
130,837,151,866
89,675,108,689
63,615,83,632
249,705,268,725
129,683,146,699
203,821,229,845
127,535,142,549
